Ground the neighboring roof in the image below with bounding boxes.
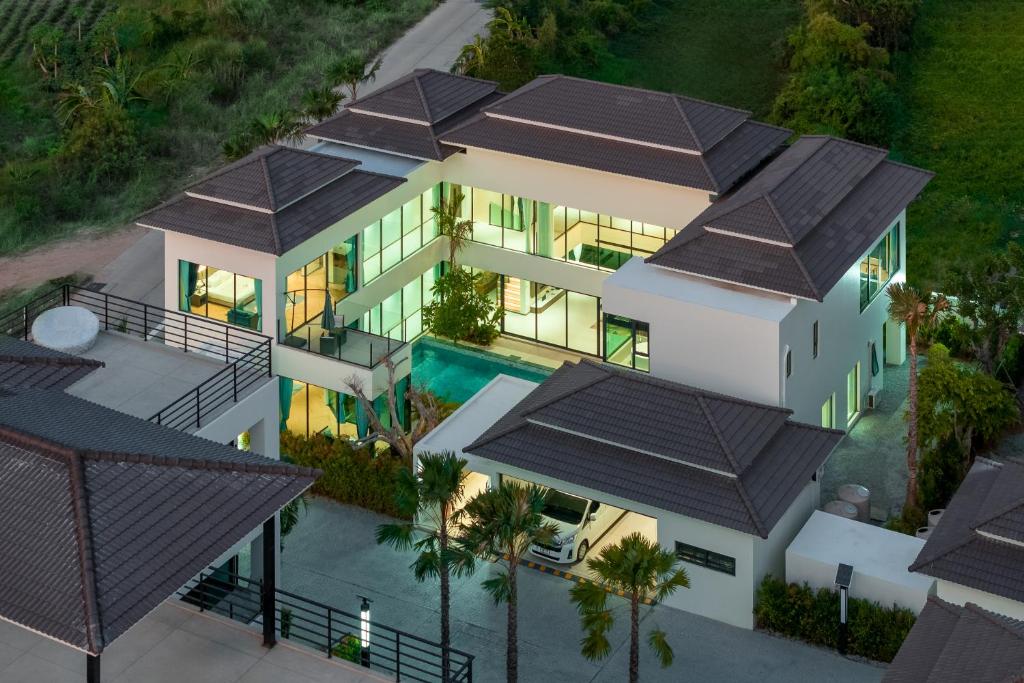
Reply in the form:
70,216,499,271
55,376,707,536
466,360,842,537
910,458,1024,604
648,136,934,300
0,387,318,656
0,335,103,390
883,597,1024,683
307,69,504,161
137,146,404,255
440,75,791,193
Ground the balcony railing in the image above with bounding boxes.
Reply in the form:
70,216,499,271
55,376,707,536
279,318,405,369
0,284,272,432
178,569,474,683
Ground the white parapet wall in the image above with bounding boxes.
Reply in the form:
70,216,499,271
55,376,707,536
786,510,935,613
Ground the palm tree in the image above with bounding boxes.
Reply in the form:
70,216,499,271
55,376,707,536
375,452,475,681
94,56,151,109
302,86,345,122
57,83,98,125
452,35,486,76
327,52,382,101
459,482,559,683
887,282,949,510
248,110,304,146
569,533,689,683
432,186,473,268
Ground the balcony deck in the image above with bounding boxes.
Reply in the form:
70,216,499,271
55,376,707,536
0,601,385,683
65,332,228,420
282,322,404,369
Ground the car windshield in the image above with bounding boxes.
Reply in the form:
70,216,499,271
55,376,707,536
540,490,588,525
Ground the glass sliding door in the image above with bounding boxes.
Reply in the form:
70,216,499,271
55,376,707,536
492,272,600,356
846,363,861,425
178,260,262,331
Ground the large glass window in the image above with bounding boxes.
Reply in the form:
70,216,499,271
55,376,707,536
283,237,357,335
178,260,262,331
362,185,440,284
821,394,835,429
451,183,676,270
603,314,649,372
362,265,440,342
859,224,900,310
846,363,861,425
279,376,408,441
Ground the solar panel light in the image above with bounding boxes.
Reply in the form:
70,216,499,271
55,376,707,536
834,563,853,655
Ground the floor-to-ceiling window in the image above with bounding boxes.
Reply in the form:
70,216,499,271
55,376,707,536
283,237,357,335
603,314,650,372
821,394,836,429
470,268,601,356
362,265,440,341
178,260,262,330
448,183,676,271
846,363,861,425
279,376,409,440
859,224,900,310
362,185,440,284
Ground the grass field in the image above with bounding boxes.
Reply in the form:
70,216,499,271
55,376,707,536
578,0,802,117
892,0,1024,289
0,0,108,64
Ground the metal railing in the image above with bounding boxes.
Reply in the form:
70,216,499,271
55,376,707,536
278,318,405,369
177,569,473,683
0,284,273,431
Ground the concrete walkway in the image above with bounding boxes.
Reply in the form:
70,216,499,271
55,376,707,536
822,361,912,520
366,0,491,95
282,498,884,683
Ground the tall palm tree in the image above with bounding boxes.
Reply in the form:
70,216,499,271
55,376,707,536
432,186,473,268
459,482,559,683
887,282,949,510
452,35,486,76
375,452,475,681
302,86,345,122
570,533,689,683
327,52,382,101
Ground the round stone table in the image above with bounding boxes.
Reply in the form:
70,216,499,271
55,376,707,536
31,306,100,355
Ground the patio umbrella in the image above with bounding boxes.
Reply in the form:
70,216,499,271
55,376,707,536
321,291,335,331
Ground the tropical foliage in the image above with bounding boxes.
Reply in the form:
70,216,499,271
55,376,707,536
422,268,501,346
570,533,689,683
459,482,559,683
375,452,475,680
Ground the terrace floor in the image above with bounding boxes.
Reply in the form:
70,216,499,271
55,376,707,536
0,601,384,683
64,331,227,420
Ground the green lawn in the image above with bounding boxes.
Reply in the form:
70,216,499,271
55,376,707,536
577,0,802,117
892,0,1024,290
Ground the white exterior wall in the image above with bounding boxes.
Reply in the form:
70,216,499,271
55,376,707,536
779,212,908,426
162,231,278,337
754,480,820,586
443,148,712,231
195,377,281,461
935,579,1024,621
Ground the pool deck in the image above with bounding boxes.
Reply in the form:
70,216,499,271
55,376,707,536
466,335,586,369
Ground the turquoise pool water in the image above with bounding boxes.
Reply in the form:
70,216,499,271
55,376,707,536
411,338,552,403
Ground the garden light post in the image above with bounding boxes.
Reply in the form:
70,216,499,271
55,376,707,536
359,595,372,667
835,563,853,656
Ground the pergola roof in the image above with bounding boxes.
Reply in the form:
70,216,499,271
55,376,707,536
0,388,318,656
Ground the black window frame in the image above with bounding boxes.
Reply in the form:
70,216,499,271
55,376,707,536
812,321,819,359
785,349,792,378
675,541,736,576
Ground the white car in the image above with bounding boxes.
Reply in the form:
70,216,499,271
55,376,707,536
529,489,623,564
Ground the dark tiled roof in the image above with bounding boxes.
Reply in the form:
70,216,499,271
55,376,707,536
188,146,359,211
138,150,404,255
884,597,1024,683
307,90,505,161
0,335,103,390
0,389,317,655
466,360,841,537
648,136,933,300
348,69,498,124
910,458,1024,604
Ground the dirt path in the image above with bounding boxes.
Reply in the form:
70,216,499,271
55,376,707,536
0,225,148,292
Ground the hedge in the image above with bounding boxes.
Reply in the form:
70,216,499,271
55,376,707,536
754,576,915,662
280,431,409,519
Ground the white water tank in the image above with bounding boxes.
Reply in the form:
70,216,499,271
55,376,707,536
824,500,858,520
928,509,944,527
838,484,871,522
916,526,932,540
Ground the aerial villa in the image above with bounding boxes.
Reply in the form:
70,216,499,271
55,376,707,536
127,68,932,627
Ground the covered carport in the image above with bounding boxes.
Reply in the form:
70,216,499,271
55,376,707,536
0,388,319,683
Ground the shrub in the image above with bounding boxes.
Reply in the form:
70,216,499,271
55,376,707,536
806,0,921,51
280,431,410,519
421,268,501,345
754,576,915,662
331,634,361,662
917,436,965,516
60,104,140,183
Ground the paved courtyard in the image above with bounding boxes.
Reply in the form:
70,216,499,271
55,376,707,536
822,360,911,519
282,498,884,683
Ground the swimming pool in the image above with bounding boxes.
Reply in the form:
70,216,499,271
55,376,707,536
411,337,552,404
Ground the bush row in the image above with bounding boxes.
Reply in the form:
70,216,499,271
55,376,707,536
280,431,410,519
754,576,915,663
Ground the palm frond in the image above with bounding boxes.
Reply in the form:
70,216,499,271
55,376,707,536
647,628,674,668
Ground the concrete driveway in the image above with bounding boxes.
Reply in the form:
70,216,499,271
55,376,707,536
281,498,884,683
